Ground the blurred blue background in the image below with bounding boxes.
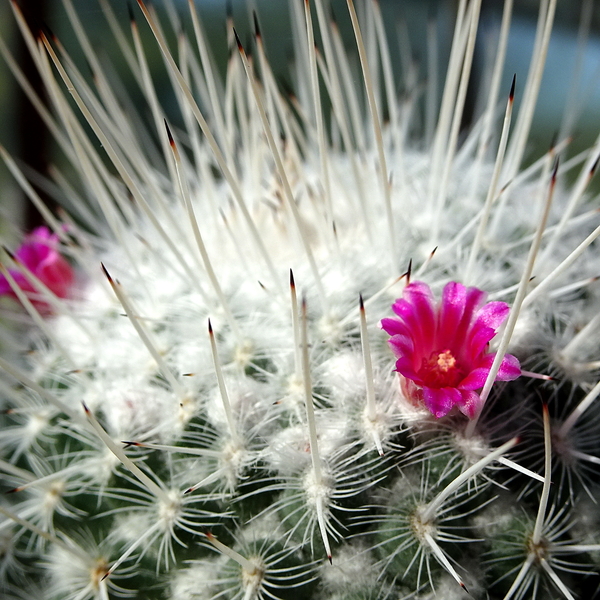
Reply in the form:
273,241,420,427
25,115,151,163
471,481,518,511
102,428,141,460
1,0,599,231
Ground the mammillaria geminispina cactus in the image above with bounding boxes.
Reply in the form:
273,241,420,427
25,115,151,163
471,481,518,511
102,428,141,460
1,1,600,599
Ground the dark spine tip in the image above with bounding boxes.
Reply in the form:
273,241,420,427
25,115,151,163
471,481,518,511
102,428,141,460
327,554,332,565
82,401,90,414
280,81,294,100
101,571,110,582
208,318,213,334
509,73,516,101
406,258,412,283
205,531,214,540
551,157,560,181
100,263,113,282
164,119,175,146
253,10,261,38
184,487,193,495
41,22,57,43
2,245,15,260
127,1,135,23
233,27,243,51
591,153,600,177
359,294,364,310
289,269,295,288
5,487,20,495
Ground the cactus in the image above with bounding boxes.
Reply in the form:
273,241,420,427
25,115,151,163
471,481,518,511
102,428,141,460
1,0,600,598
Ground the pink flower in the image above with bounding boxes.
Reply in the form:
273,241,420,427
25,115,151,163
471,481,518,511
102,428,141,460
381,281,521,419
0,226,74,309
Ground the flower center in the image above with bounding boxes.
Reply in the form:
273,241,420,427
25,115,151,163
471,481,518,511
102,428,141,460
417,349,463,388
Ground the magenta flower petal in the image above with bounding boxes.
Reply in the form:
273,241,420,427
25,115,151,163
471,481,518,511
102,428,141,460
381,280,521,419
423,386,461,418
388,334,414,358
466,326,498,360
0,226,75,311
457,390,482,419
458,367,491,391
394,357,421,383
471,300,510,331
37,256,74,299
452,286,487,348
459,353,521,390
393,282,436,349
0,273,26,295
437,281,467,348
380,317,410,338
495,353,522,381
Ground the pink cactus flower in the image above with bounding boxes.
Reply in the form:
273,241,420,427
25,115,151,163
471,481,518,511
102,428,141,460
381,281,521,419
0,226,74,308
